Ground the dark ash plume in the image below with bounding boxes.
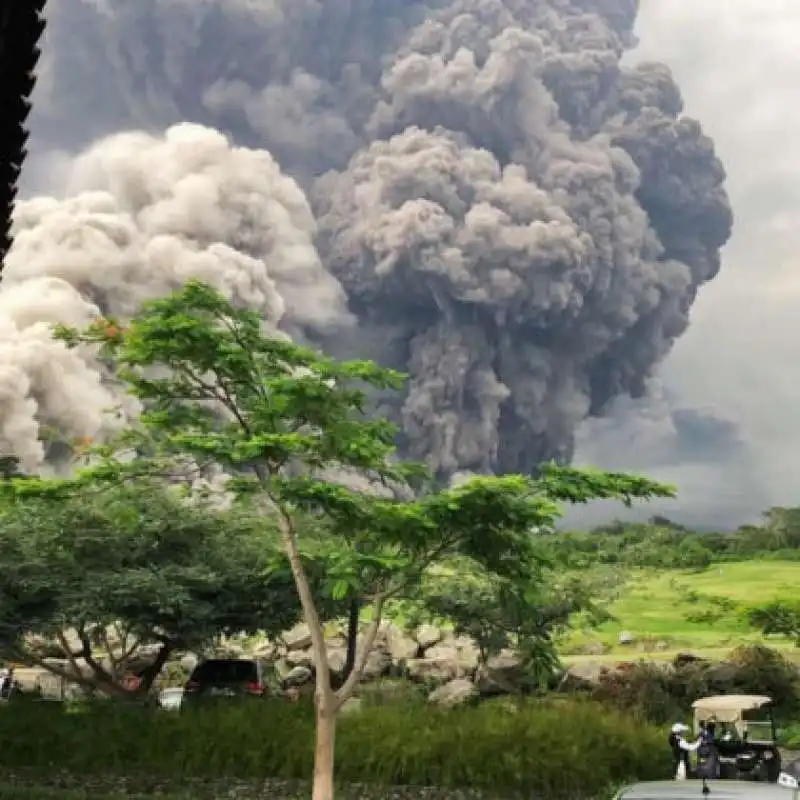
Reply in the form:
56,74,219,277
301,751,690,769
11,0,731,479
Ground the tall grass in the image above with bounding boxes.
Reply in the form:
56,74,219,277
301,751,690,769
0,697,669,797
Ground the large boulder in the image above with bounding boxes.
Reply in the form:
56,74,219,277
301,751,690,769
476,651,527,694
283,666,312,687
285,648,314,669
428,678,478,707
406,656,459,684
424,638,479,677
327,648,347,677
414,624,443,650
381,623,419,662
562,661,605,688
362,648,393,680
282,624,313,651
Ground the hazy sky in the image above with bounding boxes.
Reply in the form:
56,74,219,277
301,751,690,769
570,0,800,529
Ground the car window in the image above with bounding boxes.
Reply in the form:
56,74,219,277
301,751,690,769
189,660,257,683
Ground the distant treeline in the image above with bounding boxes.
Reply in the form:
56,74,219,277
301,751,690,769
549,507,800,570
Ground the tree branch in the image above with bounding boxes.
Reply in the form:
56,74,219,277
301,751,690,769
29,636,124,697
137,641,172,693
334,592,385,708
273,499,333,706
56,631,86,681
75,623,121,690
98,627,119,680
383,538,460,601
11,646,100,696
114,630,142,674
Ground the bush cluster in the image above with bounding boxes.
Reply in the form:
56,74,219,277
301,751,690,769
550,515,800,571
0,697,669,797
588,645,800,725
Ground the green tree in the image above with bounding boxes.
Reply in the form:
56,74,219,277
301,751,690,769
419,564,612,692
0,480,302,696
51,281,673,800
760,507,800,550
746,601,800,646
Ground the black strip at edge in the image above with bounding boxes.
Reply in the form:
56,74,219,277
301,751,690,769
0,1,48,277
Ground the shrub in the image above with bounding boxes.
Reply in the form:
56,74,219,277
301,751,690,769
0,697,669,797
779,722,800,750
590,663,682,724
724,644,800,716
589,645,800,725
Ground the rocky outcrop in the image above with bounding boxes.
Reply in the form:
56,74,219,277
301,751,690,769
196,622,518,703
20,619,800,708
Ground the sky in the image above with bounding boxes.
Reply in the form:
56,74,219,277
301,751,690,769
10,0,800,531
570,0,800,530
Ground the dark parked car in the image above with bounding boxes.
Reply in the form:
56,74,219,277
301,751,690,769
182,658,269,705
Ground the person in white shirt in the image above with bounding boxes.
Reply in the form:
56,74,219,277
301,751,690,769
669,722,700,779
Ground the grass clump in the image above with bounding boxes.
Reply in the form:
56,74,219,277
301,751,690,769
0,697,668,797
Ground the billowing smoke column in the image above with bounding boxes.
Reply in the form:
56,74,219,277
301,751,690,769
6,0,732,479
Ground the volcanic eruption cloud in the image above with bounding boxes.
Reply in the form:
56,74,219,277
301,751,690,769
5,0,733,490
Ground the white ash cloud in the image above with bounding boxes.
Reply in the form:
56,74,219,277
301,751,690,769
1,122,352,469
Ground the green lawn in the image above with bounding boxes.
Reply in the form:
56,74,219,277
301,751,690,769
562,560,800,661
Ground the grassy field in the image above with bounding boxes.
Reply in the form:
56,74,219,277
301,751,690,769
562,560,800,663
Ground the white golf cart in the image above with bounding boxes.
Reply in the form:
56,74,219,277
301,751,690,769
692,695,782,783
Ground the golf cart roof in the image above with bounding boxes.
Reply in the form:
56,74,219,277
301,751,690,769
692,695,773,718
617,780,794,800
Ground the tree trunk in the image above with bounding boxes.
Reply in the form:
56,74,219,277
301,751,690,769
312,701,337,800
137,642,172,693
341,597,360,682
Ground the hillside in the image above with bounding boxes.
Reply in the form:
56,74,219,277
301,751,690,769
563,560,800,663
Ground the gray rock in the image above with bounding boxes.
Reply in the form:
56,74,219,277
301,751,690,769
251,641,277,661
414,624,443,650
475,651,526,694
383,625,419,662
283,666,312,687
285,648,314,669
564,661,605,687
327,648,347,676
425,639,479,676
283,624,313,651
406,657,458,684
428,678,478,707
362,649,392,680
